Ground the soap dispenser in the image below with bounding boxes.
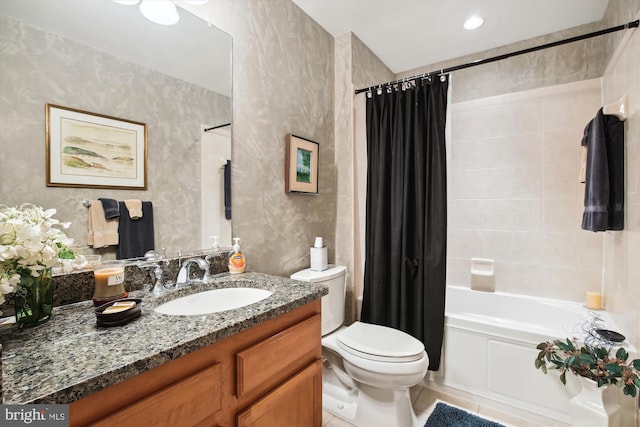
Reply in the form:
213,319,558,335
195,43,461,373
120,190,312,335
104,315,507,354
228,237,246,274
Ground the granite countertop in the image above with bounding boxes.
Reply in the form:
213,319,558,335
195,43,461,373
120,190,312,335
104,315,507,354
0,272,327,404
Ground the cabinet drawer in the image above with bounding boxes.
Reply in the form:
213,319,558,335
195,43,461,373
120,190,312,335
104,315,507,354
91,362,222,427
236,314,321,398
236,359,322,427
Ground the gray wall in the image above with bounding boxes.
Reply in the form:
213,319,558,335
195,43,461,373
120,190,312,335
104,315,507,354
0,15,230,256
195,0,337,276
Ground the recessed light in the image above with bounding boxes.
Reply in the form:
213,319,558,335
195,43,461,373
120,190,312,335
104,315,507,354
464,15,484,30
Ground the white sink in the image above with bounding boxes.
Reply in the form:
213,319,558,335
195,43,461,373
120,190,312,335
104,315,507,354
154,287,272,316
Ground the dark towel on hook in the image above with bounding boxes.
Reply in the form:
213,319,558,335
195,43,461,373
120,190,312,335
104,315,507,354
224,160,232,220
581,108,624,231
116,201,155,259
98,198,120,219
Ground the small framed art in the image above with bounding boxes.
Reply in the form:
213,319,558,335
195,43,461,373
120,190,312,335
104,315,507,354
285,134,319,194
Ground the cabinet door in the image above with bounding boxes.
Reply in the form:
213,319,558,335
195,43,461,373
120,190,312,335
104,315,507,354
91,363,222,427
236,359,322,427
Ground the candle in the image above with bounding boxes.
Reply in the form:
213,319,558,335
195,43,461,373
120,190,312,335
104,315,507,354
586,291,602,310
93,267,126,300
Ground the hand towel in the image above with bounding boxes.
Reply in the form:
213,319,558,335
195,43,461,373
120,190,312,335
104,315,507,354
98,198,120,219
116,201,154,259
87,200,119,248
124,199,143,220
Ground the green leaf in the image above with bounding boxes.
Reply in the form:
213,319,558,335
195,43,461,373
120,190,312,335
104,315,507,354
541,365,547,374
605,363,622,375
632,359,640,370
57,248,76,259
615,347,628,361
593,347,609,359
536,342,547,350
623,384,637,397
578,353,594,365
559,372,566,385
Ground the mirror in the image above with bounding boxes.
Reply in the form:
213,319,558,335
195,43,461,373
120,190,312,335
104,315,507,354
0,0,232,258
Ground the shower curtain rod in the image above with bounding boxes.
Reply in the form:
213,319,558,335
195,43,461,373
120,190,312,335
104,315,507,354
354,19,639,95
204,123,231,132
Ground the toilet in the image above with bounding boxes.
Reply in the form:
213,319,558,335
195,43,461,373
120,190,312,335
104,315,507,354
291,265,429,427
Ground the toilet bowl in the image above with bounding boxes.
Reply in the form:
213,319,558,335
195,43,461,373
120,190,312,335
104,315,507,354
291,265,429,427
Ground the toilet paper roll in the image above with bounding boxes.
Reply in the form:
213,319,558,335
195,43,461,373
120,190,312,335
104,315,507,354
314,237,324,248
310,246,328,271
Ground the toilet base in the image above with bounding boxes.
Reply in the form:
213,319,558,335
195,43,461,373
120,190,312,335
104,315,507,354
323,373,419,427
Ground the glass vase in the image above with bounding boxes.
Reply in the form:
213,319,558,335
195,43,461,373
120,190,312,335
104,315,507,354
14,268,53,328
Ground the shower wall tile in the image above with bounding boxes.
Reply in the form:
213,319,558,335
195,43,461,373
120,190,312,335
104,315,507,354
600,11,640,349
448,78,602,303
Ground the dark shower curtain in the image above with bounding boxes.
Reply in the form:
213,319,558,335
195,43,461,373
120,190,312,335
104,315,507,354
361,76,449,371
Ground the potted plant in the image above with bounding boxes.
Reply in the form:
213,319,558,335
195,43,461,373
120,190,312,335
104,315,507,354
535,337,640,426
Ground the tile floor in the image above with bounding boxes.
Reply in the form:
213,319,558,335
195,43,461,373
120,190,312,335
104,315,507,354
321,385,549,427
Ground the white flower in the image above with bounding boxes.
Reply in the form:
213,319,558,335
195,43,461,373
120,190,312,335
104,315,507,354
0,203,76,307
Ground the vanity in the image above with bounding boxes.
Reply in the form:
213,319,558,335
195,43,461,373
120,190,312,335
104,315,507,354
0,271,327,426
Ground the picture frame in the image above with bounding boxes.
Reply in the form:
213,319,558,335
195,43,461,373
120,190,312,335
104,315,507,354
285,134,319,194
46,104,147,189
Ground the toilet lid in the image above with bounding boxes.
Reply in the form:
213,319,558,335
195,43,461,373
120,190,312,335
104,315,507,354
336,322,425,362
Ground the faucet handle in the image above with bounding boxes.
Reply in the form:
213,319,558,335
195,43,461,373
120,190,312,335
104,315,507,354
141,262,169,295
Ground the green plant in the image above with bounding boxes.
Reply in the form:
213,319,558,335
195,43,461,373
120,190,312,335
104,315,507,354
535,338,640,397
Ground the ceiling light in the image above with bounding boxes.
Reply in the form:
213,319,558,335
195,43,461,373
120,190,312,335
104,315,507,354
463,16,484,30
139,0,180,26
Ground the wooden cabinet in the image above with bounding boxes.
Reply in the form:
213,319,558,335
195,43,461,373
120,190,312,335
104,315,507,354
70,300,322,427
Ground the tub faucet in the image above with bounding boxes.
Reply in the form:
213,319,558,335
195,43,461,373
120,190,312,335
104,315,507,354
176,257,209,287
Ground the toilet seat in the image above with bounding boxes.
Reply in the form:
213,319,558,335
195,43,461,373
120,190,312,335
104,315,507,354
336,322,425,363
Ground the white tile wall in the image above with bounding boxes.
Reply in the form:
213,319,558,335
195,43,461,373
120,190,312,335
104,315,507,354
448,78,604,302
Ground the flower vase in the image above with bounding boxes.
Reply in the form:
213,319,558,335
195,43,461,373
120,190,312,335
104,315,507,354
569,376,621,427
14,268,53,328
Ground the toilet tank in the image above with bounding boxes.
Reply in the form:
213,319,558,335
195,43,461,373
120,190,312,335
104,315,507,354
290,265,346,336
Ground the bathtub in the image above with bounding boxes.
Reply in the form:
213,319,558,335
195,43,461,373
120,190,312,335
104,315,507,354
427,286,635,425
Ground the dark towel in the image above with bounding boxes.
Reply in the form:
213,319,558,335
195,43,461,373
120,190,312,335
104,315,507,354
98,198,120,219
224,160,232,220
581,108,624,231
116,201,154,259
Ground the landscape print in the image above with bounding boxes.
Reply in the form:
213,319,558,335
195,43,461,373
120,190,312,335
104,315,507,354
296,147,312,183
59,117,137,179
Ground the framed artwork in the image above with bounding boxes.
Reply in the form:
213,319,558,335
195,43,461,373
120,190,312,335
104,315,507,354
46,104,147,189
285,134,319,194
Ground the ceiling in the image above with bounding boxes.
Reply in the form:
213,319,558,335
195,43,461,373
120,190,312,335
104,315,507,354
291,0,610,74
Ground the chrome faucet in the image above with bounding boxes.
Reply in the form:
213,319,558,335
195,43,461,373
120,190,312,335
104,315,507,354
176,257,210,287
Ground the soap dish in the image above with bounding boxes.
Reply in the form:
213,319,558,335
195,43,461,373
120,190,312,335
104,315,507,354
95,298,142,327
